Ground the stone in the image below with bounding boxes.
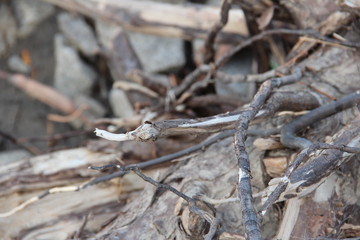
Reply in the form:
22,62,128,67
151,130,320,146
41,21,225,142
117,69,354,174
0,3,18,56
193,38,256,103
95,20,122,49
54,34,97,98
127,31,186,73
109,88,134,118
7,55,30,74
58,12,100,57
215,48,256,103
74,95,106,119
95,20,140,80
13,0,55,38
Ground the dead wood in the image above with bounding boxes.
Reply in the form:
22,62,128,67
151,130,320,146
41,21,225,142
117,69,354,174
42,0,249,42
2,1,360,240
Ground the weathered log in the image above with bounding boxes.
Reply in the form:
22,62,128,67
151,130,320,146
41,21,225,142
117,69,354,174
0,147,164,239
41,0,249,42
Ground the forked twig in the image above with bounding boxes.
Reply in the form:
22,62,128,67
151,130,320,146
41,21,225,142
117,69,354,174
259,143,360,216
122,166,218,238
234,68,302,240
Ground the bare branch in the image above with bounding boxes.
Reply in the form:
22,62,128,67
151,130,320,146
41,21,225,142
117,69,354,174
259,143,360,216
234,68,303,240
281,91,360,149
203,0,232,63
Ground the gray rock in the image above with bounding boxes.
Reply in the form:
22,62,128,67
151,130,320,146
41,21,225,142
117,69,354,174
193,39,256,102
215,48,256,103
67,95,107,129
74,95,106,119
58,12,100,57
127,31,186,73
13,0,55,38
0,149,30,166
95,20,141,80
109,88,134,118
0,3,17,56
7,55,30,73
95,20,122,49
54,34,97,98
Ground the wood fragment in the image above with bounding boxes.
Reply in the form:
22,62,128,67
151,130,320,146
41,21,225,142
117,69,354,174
113,81,159,98
43,0,249,42
253,138,283,150
263,156,288,177
0,70,76,114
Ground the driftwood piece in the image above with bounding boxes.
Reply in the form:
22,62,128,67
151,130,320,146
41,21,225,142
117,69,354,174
42,0,249,42
259,111,360,204
0,147,165,239
92,137,273,239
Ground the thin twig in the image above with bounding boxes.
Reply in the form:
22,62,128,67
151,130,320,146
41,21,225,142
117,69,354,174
203,0,232,64
215,69,277,83
85,130,235,188
130,166,192,202
167,65,211,101
94,111,281,142
0,186,79,217
256,90,323,119
259,143,360,216
47,104,89,123
113,81,159,98
168,28,360,107
234,68,303,240
204,215,221,240
281,91,360,149
129,167,217,237
0,130,42,155
215,28,360,68
73,213,90,239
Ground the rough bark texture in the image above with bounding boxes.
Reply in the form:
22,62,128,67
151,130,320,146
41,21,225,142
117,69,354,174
1,0,360,239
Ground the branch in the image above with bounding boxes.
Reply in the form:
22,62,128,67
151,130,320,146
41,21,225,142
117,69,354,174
259,143,360,216
281,91,360,149
94,111,282,142
42,0,248,42
258,115,360,214
234,68,303,240
109,166,218,237
215,28,360,68
203,0,232,63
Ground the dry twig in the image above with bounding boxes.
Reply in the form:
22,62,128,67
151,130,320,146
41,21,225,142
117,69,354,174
203,0,232,63
234,68,302,240
259,143,360,216
281,92,360,149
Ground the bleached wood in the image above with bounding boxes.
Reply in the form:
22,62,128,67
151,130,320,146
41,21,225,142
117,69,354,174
42,0,249,42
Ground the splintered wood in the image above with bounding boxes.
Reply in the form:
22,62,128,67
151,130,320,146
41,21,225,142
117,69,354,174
1,0,360,240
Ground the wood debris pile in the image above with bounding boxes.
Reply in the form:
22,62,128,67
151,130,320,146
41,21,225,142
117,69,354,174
0,0,360,239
